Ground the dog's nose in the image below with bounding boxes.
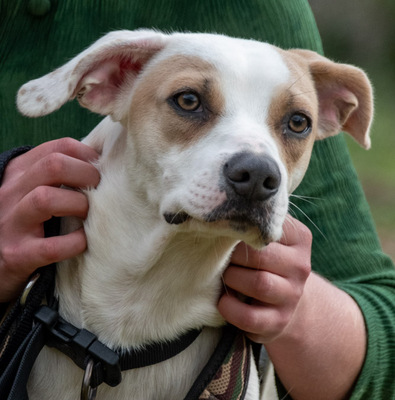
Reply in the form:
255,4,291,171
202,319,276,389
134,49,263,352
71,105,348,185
223,152,281,201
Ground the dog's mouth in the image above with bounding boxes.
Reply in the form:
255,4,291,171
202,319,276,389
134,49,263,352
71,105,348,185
205,199,273,235
163,199,276,242
163,212,191,225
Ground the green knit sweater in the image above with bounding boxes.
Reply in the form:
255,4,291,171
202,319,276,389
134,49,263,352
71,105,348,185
1,1,394,398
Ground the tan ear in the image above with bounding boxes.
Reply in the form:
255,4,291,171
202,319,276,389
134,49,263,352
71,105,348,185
290,50,374,149
17,30,168,119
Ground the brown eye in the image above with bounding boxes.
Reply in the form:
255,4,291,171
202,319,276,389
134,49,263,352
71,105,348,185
174,92,202,112
288,113,311,134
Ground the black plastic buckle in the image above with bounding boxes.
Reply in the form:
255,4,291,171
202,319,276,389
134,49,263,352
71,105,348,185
34,305,122,387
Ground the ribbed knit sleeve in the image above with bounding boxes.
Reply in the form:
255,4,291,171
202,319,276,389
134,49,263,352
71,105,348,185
1,0,394,398
291,135,395,399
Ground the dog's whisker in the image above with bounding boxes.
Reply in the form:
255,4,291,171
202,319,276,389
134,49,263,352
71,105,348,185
288,201,326,240
221,274,230,295
290,193,320,201
281,214,298,244
289,193,320,207
284,213,298,227
280,387,295,400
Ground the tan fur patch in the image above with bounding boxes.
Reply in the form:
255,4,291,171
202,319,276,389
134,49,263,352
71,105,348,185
267,51,318,188
126,55,224,149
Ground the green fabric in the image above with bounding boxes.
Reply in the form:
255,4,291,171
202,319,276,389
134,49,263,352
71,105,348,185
1,0,394,398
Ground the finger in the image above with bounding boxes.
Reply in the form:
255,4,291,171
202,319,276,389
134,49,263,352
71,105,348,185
229,217,305,267
218,291,284,338
16,153,100,195
7,138,99,172
231,242,267,269
231,242,293,276
7,228,87,275
15,186,89,226
223,265,288,305
278,215,312,247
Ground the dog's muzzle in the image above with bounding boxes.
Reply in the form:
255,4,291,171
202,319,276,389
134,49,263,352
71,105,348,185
205,153,281,235
164,152,282,238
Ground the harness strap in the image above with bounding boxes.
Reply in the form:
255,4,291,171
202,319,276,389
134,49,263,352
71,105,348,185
0,318,46,400
202,332,251,400
2,294,250,400
183,325,251,400
0,214,60,400
91,327,202,389
0,265,56,376
35,305,202,388
0,217,59,381
1,215,251,400
119,328,203,370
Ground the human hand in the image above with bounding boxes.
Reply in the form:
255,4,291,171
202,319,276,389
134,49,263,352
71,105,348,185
218,215,312,343
0,138,100,302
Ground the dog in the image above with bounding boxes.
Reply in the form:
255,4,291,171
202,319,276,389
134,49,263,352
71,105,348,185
17,30,373,400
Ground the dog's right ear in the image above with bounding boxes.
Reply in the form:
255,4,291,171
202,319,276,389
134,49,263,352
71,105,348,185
289,49,374,150
17,30,168,119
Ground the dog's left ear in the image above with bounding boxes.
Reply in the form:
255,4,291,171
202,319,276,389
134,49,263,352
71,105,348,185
17,30,169,119
290,50,374,149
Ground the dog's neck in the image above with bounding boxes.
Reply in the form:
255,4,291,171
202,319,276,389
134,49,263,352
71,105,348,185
56,124,235,349
57,223,234,349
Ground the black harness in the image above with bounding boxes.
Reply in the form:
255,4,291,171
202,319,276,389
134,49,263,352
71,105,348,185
0,262,251,400
34,303,202,390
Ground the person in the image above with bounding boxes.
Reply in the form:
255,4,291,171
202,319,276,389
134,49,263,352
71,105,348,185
0,1,394,399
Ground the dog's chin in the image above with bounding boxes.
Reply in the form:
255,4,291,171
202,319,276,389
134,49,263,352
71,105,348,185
205,211,277,248
163,205,281,248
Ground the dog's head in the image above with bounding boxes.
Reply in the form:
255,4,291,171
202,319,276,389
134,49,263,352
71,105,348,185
17,30,373,247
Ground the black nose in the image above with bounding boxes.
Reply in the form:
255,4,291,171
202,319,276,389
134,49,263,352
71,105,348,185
223,152,281,201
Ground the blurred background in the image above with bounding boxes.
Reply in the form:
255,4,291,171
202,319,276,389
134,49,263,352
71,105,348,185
309,0,395,261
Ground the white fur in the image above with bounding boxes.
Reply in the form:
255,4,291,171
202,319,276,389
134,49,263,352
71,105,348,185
17,30,372,399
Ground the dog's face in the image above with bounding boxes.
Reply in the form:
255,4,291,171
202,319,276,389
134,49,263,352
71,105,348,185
125,37,319,246
17,31,373,248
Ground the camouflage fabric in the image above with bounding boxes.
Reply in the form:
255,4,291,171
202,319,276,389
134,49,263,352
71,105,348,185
200,332,250,400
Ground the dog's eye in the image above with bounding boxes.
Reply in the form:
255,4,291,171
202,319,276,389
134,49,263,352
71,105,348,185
174,92,202,112
287,113,311,135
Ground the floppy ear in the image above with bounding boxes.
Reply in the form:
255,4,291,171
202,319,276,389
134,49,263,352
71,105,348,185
17,30,168,119
290,50,374,149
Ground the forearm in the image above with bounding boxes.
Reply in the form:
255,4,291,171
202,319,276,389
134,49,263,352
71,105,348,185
265,272,366,400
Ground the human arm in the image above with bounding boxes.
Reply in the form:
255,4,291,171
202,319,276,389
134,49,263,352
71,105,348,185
0,138,100,302
214,3,395,395
219,216,366,400
220,134,395,399
266,271,366,400
290,135,395,399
